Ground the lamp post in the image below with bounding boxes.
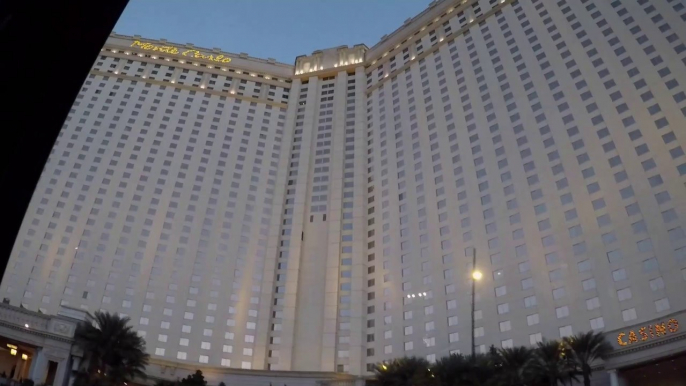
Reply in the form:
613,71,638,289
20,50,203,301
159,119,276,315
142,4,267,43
470,247,482,360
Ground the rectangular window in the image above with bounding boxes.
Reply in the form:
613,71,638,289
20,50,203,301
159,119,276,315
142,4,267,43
527,313,539,326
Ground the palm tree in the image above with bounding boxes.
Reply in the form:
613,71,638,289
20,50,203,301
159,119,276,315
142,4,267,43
530,340,577,386
432,353,471,386
564,331,612,386
73,311,149,386
491,346,534,386
180,370,207,386
432,352,495,386
373,357,433,386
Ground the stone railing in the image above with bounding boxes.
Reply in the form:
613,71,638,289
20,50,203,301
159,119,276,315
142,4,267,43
0,302,50,331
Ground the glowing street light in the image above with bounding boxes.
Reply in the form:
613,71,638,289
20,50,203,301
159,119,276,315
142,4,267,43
472,270,483,281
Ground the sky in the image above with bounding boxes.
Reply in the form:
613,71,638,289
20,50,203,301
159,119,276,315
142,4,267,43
114,0,429,64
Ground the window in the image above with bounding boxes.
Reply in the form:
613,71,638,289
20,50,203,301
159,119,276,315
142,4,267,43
655,298,670,312
622,308,637,322
577,260,591,273
662,210,678,224
521,277,534,290
474,327,484,338
601,232,616,245
529,333,542,345
669,227,685,242
552,287,566,299
556,306,569,318
590,317,605,330
632,220,647,234
569,225,582,238
539,232,555,246
637,239,653,252
495,286,507,297
617,288,632,301
582,278,596,291
643,258,659,272
586,297,600,310
524,296,537,308
424,321,436,331
448,315,458,326
519,261,531,273
650,277,665,291
607,250,623,263
527,313,540,326
499,321,511,332
612,269,627,282
559,325,573,338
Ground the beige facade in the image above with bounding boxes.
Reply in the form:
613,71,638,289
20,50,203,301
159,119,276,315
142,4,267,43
0,303,87,386
2,0,686,382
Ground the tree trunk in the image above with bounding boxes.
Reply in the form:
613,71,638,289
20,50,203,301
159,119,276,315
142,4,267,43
584,373,591,386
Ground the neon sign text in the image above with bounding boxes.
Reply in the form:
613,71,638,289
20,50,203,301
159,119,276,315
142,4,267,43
130,41,231,63
616,319,679,346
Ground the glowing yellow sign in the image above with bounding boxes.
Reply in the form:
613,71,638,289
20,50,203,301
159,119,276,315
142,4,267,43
130,41,231,63
616,318,679,346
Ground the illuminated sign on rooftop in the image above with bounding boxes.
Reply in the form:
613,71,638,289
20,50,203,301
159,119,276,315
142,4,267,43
130,41,232,63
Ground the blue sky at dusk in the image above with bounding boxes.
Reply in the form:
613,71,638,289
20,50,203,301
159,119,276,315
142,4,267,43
114,0,429,64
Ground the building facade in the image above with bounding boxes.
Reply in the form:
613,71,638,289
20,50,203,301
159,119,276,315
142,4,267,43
2,0,686,383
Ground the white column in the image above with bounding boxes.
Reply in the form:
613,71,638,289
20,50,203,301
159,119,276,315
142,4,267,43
30,349,49,383
16,357,28,380
608,369,619,386
68,357,81,386
53,359,68,386
28,348,46,383
12,355,23,380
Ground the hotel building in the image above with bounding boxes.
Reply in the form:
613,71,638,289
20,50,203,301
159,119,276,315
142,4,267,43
1,0,686,384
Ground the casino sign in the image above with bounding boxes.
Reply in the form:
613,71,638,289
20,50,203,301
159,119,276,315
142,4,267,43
616,318,679,346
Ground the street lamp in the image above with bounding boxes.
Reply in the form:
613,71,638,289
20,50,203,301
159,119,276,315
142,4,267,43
470,248,481,360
